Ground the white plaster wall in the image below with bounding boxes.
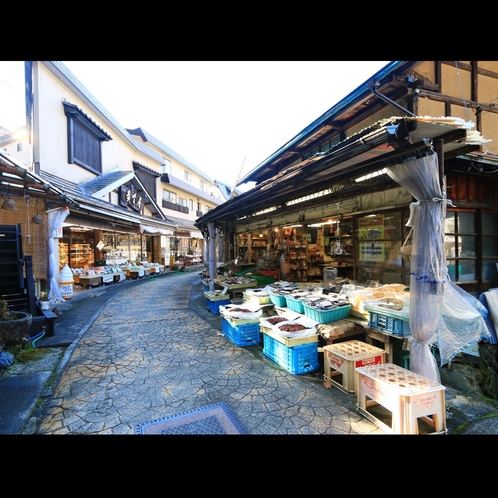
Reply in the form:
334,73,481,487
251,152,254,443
34,62,162,185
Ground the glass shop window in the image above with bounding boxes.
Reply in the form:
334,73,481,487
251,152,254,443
445,210,476,283
481,211,498,282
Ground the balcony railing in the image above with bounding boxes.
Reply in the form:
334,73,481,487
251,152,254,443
162,199,189,214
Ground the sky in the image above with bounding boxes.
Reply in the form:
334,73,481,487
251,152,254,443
1,61,390,188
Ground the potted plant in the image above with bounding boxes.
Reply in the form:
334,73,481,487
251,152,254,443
38,290,51,311
0,299,33,347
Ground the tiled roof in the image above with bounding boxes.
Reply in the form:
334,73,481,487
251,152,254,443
80,169,135,197
127,127,214,182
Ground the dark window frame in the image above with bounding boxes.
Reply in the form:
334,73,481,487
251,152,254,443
444,208,478,284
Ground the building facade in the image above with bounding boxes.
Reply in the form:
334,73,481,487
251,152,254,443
0,61,221,292
197,61,498,297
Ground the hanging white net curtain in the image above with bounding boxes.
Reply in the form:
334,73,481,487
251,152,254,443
386,150,490,382
47,206,70,303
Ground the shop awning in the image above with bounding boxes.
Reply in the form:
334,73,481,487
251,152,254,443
140,224,173,235
195,116,488,231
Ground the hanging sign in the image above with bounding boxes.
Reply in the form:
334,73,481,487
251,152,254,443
119,185,144,212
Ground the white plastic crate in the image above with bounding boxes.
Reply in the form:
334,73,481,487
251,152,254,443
323,340,385,395
356,363,447,434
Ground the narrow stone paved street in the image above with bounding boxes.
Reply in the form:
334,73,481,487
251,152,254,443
36,272,385,435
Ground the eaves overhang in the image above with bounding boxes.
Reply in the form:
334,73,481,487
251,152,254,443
127,127,215,183
238,61,422,186
195,116,488,231
0,149,78,207
39,170,174,230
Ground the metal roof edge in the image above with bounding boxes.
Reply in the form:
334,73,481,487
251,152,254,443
237,61,417,185
127,126,215,183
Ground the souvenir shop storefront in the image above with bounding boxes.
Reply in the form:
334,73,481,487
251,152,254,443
58,214,172,272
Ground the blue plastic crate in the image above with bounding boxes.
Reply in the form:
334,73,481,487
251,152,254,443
368,311,411,336
203,284,210,292
302,303,351,324
222,318,261,346
262,333,319,374
206,298,230,315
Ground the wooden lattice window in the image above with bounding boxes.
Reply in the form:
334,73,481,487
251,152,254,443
63,101,111,174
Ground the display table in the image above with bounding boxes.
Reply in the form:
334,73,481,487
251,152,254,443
356,363,446,434
364,326,404,363
316,317,367,345
228,263,254,273
101,274,114,285
113,272,126,283
78,275,102,288
213,278,258,299
126,268,145,279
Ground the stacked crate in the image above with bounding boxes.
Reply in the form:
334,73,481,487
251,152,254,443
323,340,385,395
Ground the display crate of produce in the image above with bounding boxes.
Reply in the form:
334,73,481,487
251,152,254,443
205,292,231,315
243,290,271,305
260,325,318,347
207,298,230,314
302,303,351,324
323,340,385,395
263,333,319,374
285,294,310,314
222,318,261,347
364,305,411,336
268,292,287,307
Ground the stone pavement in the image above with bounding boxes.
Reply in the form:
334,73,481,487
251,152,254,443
33,270,387,435
9,266,498,436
